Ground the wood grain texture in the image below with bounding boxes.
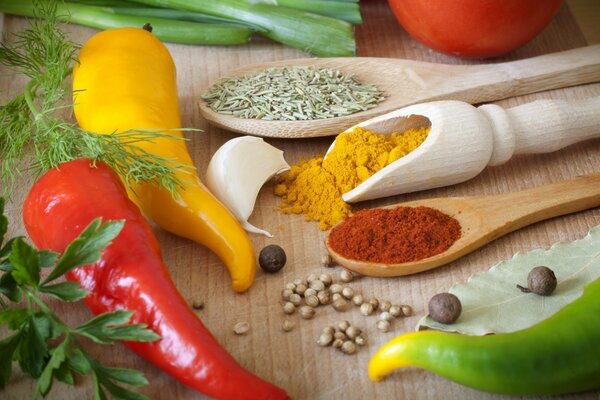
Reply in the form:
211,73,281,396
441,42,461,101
2,1,600,400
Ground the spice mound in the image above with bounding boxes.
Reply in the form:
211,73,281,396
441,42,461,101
274,126,430,230
327,206,461,264
201,66,384,120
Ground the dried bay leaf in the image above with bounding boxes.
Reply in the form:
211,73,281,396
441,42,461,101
417,225,600,335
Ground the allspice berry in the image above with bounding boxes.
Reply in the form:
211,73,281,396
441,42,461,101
429,292,462,324
517,266,557,296
258,244,287,273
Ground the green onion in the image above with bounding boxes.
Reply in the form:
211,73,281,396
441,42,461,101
265,0,362,24
0,0,253,45
130,0,356,56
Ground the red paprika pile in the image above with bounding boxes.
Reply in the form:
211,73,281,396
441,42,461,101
328,206,461,264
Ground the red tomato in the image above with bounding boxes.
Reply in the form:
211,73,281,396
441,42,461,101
387,0,564,58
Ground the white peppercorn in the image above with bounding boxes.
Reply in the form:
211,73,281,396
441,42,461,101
341,286,354,300
332,338,344,349
354,335,366,346
338,320,351,331
334,331,346,340
305,295,319,308
360,302,374,316
292,278,304,286
233,322,250,335
341,340,357,355
299,305,315,319
317,290,331,305
376,319,391,332
340,269,353,283
319,273,333,287
330,283,343,294
322,326,335,336
281,288,294,301
332,298,349,311
368,298,379,310
282,319,295,332
332,293,343,302
379,300,392,312
389,305,402,318
401,305,413,317
317,332,333,347
283,301,296,315
309,279,325,292
379,311,393,321
352,294,364,306
304,288,317,298
285,282,296,291
345,326,361,340
306,273,318,283
295,283,307,296
289,293,302,306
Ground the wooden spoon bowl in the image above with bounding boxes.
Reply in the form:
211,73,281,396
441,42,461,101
326,174,600,277
199,45,600,138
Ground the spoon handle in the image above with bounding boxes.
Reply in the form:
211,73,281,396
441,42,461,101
479,173,600,233
480,96,600,166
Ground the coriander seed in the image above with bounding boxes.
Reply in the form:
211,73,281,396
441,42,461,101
360,303,374,316
368,298,379,310
295,283,307,296
340,270,353,283
389,305,402,318
309,279,325,292
289,293,302,306
258,244,287,273
319,273,333,287
307,273,318,283
379,300,391,312
338,320,351,331
293,278,304,286
341,340,357,355
330,283,343,294
352,294,364,306
401,305,413,317
332,293,343,302
281,288,294,301
317,290,332,305
355,335,366,346
191,299,205,310
342,286,354,299
305,295,319,308
323,326,335,336
332,338,344,349
300,305,316,319
379,311,392,321
376,319,391,332
345,326,361,340
233,322,250,335
283,302,296,315
333,298,349,312
282,319,295,332
334,331,347,340
285,282,296,291
317,332,334,347
321,254,333,268
304,288,317,298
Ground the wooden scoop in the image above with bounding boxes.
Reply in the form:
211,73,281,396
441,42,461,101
326,174,600,277
198,45,600,138
326,96,600,203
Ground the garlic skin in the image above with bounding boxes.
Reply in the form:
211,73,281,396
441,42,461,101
206,136,289,237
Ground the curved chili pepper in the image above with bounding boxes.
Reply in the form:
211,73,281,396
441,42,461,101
23,158,289,400
368,278,600,396
72,27,255,293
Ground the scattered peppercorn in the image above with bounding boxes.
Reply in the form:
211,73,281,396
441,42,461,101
340,269,354,283
401,305,413,317
258,244,287,273
282,319,295,332
429,293,462,324
517,266,557,296
233,322,250,335
191,299,205,310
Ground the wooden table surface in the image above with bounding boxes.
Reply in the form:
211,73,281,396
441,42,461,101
2,1,600,399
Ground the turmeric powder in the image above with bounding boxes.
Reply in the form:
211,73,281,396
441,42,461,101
274,126,430,230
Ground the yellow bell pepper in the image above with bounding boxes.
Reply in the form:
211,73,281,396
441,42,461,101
72,27,256,292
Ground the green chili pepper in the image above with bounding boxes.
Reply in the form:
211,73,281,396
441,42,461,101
369,278,600,395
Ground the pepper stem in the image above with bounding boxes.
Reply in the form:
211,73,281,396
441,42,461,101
142,23,153,32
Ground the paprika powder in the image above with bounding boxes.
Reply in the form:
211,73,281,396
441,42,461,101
327,206,461,263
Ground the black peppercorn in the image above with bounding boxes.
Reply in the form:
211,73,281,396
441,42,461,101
428,293,462,324
517,266,557,296
258,244,287,273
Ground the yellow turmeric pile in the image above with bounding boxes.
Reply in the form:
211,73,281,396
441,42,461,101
274,126,430,230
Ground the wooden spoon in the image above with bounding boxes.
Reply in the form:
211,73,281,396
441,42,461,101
326,173,600,277
198,45,600,138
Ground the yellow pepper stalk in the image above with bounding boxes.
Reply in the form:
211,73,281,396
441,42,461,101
72,27,256,292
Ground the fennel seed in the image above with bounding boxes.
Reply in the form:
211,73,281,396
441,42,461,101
202,66,384,121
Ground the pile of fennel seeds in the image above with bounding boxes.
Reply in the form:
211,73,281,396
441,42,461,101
201,66,385,121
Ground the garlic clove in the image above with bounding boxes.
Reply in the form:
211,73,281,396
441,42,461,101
206,136,289,237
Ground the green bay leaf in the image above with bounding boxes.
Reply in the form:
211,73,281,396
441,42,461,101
417,225,600,335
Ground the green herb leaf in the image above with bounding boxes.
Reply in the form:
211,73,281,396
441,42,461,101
417,225,600,334
92,371,108,400
75,310,159,344
67,348,91,375
9,238,40,288
40,282,88,302
44,219,124,284
53,359,75,386
0,332,20,389
0,272,21,302
17,317,49,378
39,250,59,268
0,308,28,329
100,378,149,400
0,237,20,260
95,365,149,387
36,338,68,396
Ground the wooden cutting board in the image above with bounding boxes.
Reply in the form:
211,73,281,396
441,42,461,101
2,1,600,399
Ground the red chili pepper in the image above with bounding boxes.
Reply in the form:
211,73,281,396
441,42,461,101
22,159,289,400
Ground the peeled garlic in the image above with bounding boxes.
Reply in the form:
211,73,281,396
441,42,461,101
206,136,289,237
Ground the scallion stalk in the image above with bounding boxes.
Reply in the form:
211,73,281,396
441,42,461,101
130,0,356,56
264,0,362,24
0,0,253,45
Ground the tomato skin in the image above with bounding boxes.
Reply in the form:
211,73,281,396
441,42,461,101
387,0,564,58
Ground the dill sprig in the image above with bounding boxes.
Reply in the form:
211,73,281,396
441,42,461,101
0,0,188,198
